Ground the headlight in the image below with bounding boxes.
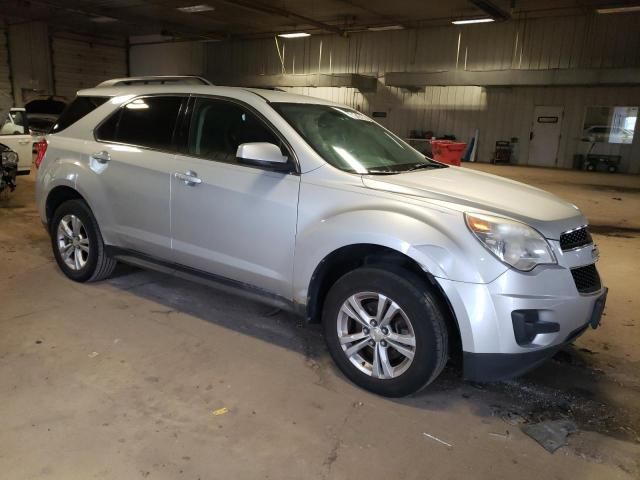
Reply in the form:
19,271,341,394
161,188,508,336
1,151,18,164
465,212,556,271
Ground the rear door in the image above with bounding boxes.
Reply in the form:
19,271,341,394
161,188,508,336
84,95,186,259
0,109,32,173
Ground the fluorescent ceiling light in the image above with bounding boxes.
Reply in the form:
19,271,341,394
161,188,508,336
91,16,118,23
452,18,495,25
596,5,640,14
277,32,311,38
177,4,215,13
368,25,404,31
126,99,149,110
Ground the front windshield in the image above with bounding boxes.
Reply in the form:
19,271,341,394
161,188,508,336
273,103,445,174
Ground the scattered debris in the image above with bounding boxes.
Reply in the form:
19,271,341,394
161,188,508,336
114,338,121,344
88,351,99,358
212,407,229,416
35,340,42,344
553,350,586,367
612,197,622,201
488,431,510,440
491,405,527,425
521,420,577,453
423,433,453,448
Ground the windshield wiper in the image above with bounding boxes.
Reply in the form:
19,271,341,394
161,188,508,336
406,162,444,172
366,169,403,175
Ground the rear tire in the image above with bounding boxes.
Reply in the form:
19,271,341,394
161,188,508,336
322,267,449,397
50,199,116,282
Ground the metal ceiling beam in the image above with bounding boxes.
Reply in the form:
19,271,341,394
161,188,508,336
212,73,377,91
385,68,640,88
216,0,345,35
1,0,226,41
468,0,511,20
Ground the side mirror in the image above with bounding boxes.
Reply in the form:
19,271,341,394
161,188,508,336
236,142,291,172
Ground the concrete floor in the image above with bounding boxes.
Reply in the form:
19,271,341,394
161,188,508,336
1,165,639,479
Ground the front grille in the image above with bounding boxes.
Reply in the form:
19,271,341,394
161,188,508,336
571,264,601,294
560,226,592,251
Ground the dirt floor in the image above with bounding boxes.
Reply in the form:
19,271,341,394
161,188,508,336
1,165,639,479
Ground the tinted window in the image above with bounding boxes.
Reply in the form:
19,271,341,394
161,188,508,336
96,96,183,151
187,98,282,164
52,96,107,133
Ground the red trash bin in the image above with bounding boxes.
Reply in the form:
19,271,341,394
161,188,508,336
431,140,467,166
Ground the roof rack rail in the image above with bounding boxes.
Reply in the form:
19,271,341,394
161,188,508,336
95,76,212,87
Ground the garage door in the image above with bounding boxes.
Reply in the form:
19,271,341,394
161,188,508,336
52,37,127,99
0,29,12,112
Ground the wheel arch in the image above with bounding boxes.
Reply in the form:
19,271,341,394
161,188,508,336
45,185,88,227
305,243,462,359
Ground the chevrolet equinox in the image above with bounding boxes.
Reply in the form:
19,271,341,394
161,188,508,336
35,85,607,397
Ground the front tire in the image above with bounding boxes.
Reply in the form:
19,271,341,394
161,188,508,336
322,267,449,397
50,199,116,282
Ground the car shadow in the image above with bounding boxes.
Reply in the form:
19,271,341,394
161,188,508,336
105,264,640,444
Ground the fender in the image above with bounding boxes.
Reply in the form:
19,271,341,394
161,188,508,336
38,150,119,246
292,207,507,306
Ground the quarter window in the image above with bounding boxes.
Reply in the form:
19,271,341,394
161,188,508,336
96,96,183,151
187,98,284,164
52,96,107,134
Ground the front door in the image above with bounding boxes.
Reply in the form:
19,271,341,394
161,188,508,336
528,106,563,167
171,97,300,298
0,109,32,173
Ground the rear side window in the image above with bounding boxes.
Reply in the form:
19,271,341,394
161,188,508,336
96,96,183,151
52,96,108,134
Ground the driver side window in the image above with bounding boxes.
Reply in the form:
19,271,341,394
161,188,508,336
187,98,283,164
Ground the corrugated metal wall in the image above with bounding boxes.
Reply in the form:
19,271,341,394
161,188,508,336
52,37,127,99
0,29,12,113
206,14,640,173
207,14,640,76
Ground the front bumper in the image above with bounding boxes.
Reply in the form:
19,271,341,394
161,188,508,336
435,240,606,381
463,288,606,382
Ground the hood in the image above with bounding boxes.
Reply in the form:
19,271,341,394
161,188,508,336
362,166,585,239
24,97,67,115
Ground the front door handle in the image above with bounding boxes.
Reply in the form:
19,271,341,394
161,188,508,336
90,150,111,164
174,170,202,186
18,139,31,145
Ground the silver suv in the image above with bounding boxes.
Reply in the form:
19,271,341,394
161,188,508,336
36,85,606,397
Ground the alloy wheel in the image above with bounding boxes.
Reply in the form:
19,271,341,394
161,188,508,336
56,214,90,271
337,292,416,379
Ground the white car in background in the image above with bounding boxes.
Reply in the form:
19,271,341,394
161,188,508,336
0,107,33,175
582,125,634,144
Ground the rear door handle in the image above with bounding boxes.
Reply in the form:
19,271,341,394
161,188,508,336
90,150,111,164
174,170,202,186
